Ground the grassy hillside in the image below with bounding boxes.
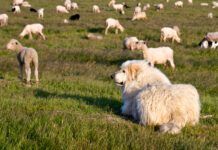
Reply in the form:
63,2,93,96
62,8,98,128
0,0,217,149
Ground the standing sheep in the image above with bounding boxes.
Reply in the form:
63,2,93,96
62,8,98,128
175,1,183,8
135,40,175,68
19,23,46,40
71,2,79,10
93,5,101,13
12,5,21,14
105,18,124,35
0,14,8,27
108,0,116,7
132,11,147,21
154,3,164,11
123,37,139,51
6,39,39,85
160,26,181,43
56,5,69,13
134,3,142,15
38,8,44,19
64,0,72,10
112,3,125,14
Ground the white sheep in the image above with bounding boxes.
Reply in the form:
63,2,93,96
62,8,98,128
108,0,116,7
93,5,100,13
19,23,45,40
160,27,181,43
21,1,31,7
188,0,193,4
63,19,69,24
132,11,147,21
6,39,39,85
143,4,150,11
134,3,142,15
208,12,213,19
166,0,170,3
135,40,175,68
105,18,124,35
13,0,23,5
12,5,21,14
112,3,125,14
0,14,8,27
64,0,72,10
201,3,209,6
86,33,103,40
56,5,69,13
154,3,164,11
71,2,79,10
175,1,183,8
38,8,44,19
123,37,139,51
212,1,218,8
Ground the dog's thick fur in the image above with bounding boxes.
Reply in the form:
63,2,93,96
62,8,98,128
112,60,200,134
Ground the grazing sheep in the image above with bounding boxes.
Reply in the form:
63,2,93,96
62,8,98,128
208,12,213,19
161,27,181,43
38,8,44,19
64,0,72,10
123,37,139,51
13,0,23,5
154,3,164,11
112,3,125,14
175,1,183,8
188,0,193,4
19,23,46,40
143,4,150,11
71,2,79,10
105,18,124,35
111,60,200,134
56,5,69,13
6,39,39,85
69,14,80,21
0,14,8,26
12,5,21,14
108,0,116,7
201,3,209,6
21,1,31,7
212,1,218,8
86,33,103,40
135,41,175,68
132,11,147,21
93,5,100,13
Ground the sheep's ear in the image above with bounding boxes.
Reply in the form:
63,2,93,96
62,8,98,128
127,64,141,81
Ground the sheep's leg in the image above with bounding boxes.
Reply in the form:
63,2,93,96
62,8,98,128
29,32,33,40
115,28,118,34
33,57,39,83
169,59,175,69
25,64,31,84
159,123,181,134
163,37,167,42
39,32,46,40
105,26,109,35
18,64,23,80
172,38,175,43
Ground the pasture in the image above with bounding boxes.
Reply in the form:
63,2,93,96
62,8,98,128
0,0,217,149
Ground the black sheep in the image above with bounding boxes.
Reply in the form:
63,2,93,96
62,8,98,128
30,8,37,12
69,14,80,21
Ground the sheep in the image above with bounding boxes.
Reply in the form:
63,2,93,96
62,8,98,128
64,0,72,10
135,40,175,68
13,0,23,5
143,4,150,11
69,14,80,21
38,8,44,19
123,37,139,51
108,0,116,7
160,27,181,43
56,5,69,13
12,5,21,14
30,8,37,12
200,3,209,6
166,0,170,3
208,12,213,19
19,23,46,40
93,5,100,13
6,39,39,85
132,11,147,21
105,18,124,35
134,3,142,15
212,1,218,8
154,3,164,11
86,33,103,40
0,14,8,27
71,2,79,10
21,1,31,7
112,3,125,14
175,1,183,8
63,19,69,24
205,32,218,41
188,0,193,4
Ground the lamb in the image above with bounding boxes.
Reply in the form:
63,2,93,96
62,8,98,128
86,33,103,40
160,26,181,43
175,1,183,8
108,0,116,7
208,12,213,19
0,14,8,27
143,4,150,11
12,5,21,14
154,3,164,11
123,37,139,51
19,23,46,40
71,2,79,10
132,11,147,21
105,18,124,35
6,39,39,85
212,1,218,8
38,8,44,19
64,0,72,10
135,40,175,68
112,3,125,14
56,5,69,13
93,5,101,13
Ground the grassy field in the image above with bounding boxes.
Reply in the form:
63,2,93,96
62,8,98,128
0,0,217,149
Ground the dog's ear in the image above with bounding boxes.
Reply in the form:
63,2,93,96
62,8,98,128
127,64,142,81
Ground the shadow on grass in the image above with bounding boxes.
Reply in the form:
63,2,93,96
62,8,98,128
88,27,105,33
34,89,122,115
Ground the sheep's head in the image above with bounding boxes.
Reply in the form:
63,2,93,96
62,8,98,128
6,39,22,51
175,36,181,43
135,40,147,50
117,24,124,32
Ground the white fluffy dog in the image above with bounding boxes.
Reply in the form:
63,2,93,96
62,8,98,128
111,60,200,134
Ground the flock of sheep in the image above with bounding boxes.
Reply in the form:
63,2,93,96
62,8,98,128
0,0,216,133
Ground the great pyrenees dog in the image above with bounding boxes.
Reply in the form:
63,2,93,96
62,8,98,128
111,60,200,134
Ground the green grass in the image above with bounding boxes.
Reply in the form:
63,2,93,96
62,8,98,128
0,0,218,149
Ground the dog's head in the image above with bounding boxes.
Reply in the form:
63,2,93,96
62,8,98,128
111,60,149,86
